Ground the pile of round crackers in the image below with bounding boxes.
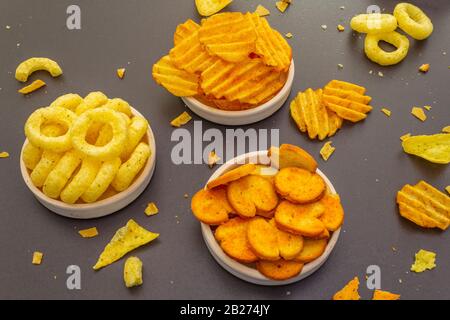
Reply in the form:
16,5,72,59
191,144,345,280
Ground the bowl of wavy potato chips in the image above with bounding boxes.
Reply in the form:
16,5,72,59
191,144,344,285
152,12,294,125
20,92,156,219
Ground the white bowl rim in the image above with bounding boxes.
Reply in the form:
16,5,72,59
20,107,156,212
201,150,341,286
182,60,295,118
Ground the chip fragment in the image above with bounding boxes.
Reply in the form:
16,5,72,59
275,1,290,13
145,202,159,216
0,151,9,158
372,290,400,300
411,107,427,122
18,79,46,94
255,5,270,17
78,227,99,238
320,141,336,161
208,151,221,168
32,251,43,265
124,256,143,288
411,249,436,273
333,277,360,300
117,68,126,79
171,111,192,127
381,108,392,117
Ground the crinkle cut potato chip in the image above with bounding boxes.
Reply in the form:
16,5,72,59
152,55,199,97
268,144,318,173
207,163,256,189
397,181,450,230
174,19,200,46
402,134,450,164
93,219,159,270
333,277,361,300
250,14,292,72
196,0,233,17
199,12,256,63
191,187,233,225
79,227,99,238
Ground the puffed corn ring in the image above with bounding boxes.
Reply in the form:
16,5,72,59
121,117,149,160
112,142,150,192
15,57,62,82
350,14,397,34
365,31,410,66
70,108,128,161
42,150,82,199
81,158,122,203
394,3,433,40
104,98,133,117
75,91,108,115
30,151,62,187
22,142,42,170
25,107,76,153
60,158,101,204
50,93,83,112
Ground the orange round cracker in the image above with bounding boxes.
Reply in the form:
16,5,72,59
256,260,304,281
191,187,233,225
207,163,256,189
319,194,345,231
294,238,328,263
227,175,279,218
247,218,279,261
215,217,258,263
269,219,304,260
275,167,326,204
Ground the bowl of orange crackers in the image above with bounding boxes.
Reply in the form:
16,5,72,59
191,144,345,285
152,12,294,125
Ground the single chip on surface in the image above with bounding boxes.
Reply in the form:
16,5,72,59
117,68,126,79
124,256,143,288
411,107,427,122
372,289,401,300
78,227,99,238
402,134,450,164
171,111,192,127
320,141,336,161
255,4,270,17
381,108,392,117
0,152,9,158
333,277,360,300
32,251,43,265
145,202,159,216
411,249,436,273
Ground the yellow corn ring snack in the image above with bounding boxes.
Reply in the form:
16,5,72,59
50,93,83,112
121,116,148,160
104,98,133,117
60,158,101,204
71,108,128,161
22,142,42,170
364,31,410,66
174,19,200,46
42,150,82,199
30,151,63,188
350,14,397,34
75,91,108,115
25,107,76,153
18,79,46,95
15,57,62,82
394,3,433,40
81,158,122,203
112,143,151,192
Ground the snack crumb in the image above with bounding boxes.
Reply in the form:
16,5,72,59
276,1,289,13
411,107,427,122
145,202,159,216
117,68,126,79
320,141,336,161
321,25,328,31
183,193,189,199
423,105,432,111
285,32,293,39
381,108,392,117
378,71,384,77
411,249,436,273
419,64,430,73
337,63,344,69
286,291,291,296
6,25,11,30
32,251,43,265
337,24,345,32
171,111,192,127
208,151,221,168
78,227,99,238
0,151,9,158
255,4,270,17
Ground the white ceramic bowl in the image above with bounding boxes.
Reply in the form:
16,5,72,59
201,151,341,286
20,107,156,220
182,60,295,126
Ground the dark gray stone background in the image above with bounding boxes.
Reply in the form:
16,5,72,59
0,0,448,300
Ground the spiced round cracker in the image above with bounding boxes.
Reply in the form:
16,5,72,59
191,187,233,225
269,219,303,260
257,260,304,281
319,194,345,231
247,217,279,261
215,217,258,263
227,175,279,218
275,167,326,204
294,238,328,263
275,200,326,237
207,163,256,189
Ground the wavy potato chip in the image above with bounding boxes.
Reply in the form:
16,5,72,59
93,219,159,270
275,167,326,204
333,277,360,300
215,217,258,263
207,163,256,189
227,175,279,218
191,187,233,225
257,260,303,280
174,19,200,46
268,144,318,173
196,0,233,17
294,238,328,263
402,134,450,164
319,194,345,231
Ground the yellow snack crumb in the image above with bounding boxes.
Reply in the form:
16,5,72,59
419,64,430,73
337,24,345,32
285,32,293,39
208,151,221,168
78,227,99,238
124,256,143,288
276,1,289,13
32,251,43,265
443,126,450,133
424,105,432,111
171,111,192,127
18,79,46,94
381,108,392,117
411,249,436,273
0,151,9,158
117,68,126,79
320,141,336,161
145,202,159,216
411,107,427,122
255,4,270,17
400,133,411,141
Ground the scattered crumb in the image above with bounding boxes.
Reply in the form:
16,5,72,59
183,193,189,199
445,186,450,195
117,68,126,79
340,6,345,10
285,32,293,39
381,108,392,117
399,279,403,284
419,64,430,73
18,79,46,95
286,291,291,296
423,105,432,111
321,25,328,31
337,63,344,69
411,107,427,122
378,71,384,77
275,1,289,13
320,141,336,161
337,24,345,32
400,133,411,141
78,227,99,238
0,151,9,158
411,249,436,273
208,151,221,168
254,4,270,17
32,251,43,265
392,247,397,252
369,70,373,75
145,202,159,216
171,111,192,127
5,25,11,30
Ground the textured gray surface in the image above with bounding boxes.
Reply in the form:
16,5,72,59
0,0,448,300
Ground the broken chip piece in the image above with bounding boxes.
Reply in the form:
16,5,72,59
32,251,43,265
411,107,427,122
381,108,392,117
78,227,99,238
400,133,411,141
402,134,450,164
93,219,159,270
171,111,192,127
0,151,9,158
333,277,360,300
255,4,270,17
411,249,436,273
320,141,336,161
145,202,159,216
285,32,293,38
337,24,345,32
18,79,46,95
208,151,221,168
124,256,143,288
117,68,126,79
372,289,401,300
276,1,290,13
